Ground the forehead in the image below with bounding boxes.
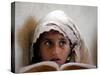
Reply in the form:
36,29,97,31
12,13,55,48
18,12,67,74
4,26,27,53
40,29,64,38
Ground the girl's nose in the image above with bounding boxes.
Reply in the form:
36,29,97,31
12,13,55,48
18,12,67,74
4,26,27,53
52,44,61,55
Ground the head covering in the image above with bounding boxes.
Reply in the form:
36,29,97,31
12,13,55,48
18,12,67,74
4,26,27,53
31,10,92,64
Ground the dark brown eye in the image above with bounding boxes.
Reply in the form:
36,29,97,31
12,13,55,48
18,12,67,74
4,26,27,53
44,40,52,47
59,40,67,47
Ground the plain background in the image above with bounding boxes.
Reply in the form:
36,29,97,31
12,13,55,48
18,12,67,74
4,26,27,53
15,1,97,73
0,0,100,75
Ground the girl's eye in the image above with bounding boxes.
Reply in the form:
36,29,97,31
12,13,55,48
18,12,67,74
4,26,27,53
44,41,52,47
59,40,67,47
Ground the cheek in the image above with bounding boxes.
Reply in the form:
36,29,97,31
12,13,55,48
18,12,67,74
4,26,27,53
40,47,51,60
61,47,71,58
66,47,70,54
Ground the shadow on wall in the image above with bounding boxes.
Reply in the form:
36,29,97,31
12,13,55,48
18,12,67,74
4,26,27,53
17,16,37,66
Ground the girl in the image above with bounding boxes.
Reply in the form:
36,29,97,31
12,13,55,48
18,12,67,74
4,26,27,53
31,10,92,66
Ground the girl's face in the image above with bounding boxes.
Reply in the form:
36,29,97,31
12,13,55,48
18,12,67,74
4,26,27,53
39,30,71,66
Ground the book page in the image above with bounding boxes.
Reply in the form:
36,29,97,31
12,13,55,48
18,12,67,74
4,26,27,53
60,63,96,70
19,61,60,73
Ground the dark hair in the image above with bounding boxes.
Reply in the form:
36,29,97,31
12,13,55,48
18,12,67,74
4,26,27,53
31,38,42,64
31,32,47,64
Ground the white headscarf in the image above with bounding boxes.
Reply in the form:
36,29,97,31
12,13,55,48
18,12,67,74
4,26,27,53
32,10,92,64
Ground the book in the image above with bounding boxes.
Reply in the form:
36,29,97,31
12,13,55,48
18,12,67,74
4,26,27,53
19,61,96,73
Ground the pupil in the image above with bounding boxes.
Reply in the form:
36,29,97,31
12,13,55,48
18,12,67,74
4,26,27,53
60,41,65,46
46,41,51,47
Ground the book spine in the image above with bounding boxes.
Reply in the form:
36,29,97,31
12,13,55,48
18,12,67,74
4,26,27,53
11,2,15,73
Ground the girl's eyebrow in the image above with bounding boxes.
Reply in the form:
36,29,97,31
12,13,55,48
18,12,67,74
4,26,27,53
41,37,53,42
59,38,69,44
59,37,68,41
44,38,52,41
43,37,67,42
59,38,66,40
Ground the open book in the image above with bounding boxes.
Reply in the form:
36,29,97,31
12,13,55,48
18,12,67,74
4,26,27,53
20,61,96,73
